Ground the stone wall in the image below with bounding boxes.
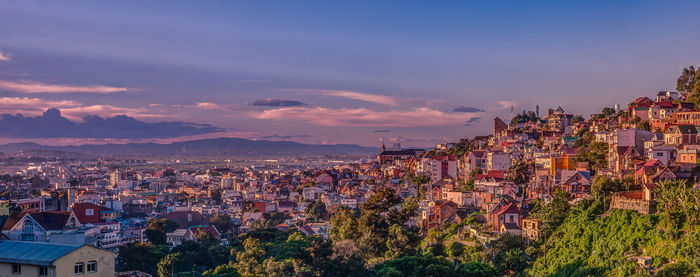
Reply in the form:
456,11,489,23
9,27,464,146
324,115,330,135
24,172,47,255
610,195,656,215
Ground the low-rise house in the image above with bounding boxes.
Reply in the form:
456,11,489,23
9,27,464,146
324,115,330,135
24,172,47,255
2,211,81,242
559,171,592,199
521,218,543,241
0,240,116,277
648,145,677,166
634,159,676,186
487,200,520,233
664,125,698,145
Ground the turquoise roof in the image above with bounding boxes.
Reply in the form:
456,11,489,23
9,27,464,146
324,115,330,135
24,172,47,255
0,241,79,266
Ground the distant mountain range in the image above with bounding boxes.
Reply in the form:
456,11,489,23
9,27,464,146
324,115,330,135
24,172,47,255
0,138,378,157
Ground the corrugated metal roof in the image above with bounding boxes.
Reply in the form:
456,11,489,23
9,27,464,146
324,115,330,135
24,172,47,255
0,241,78,266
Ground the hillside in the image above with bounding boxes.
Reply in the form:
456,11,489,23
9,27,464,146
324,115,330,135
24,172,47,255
527,202,700,276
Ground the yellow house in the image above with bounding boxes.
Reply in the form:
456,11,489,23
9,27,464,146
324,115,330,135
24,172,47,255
550,152,576,179
0,241,115,277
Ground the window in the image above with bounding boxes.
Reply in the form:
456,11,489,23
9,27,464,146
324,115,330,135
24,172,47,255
75,262,85,274
22,220,34,232
87,261,97,273
12,263,21,274
39,266,48,276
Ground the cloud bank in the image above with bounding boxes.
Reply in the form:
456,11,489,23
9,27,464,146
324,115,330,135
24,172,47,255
0,109,223,139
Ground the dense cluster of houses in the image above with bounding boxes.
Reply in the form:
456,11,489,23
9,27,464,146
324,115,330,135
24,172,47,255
375,90,699,241
1,90,698,254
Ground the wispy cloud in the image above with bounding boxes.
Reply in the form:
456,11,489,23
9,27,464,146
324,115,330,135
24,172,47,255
452,106,485,113
372,130,391,133
59,105,166,121
497,100,517,109
260,134,311,140
464,117,482,126
281,88,397,106
0,80,130,94
0,97,81,113
252,98,306,107
0,51,10,62
195,102,227,110
252,107,480,127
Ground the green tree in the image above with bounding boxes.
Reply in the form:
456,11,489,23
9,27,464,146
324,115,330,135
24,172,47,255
210,213,233,233
677,65,698,94
145,218,178,245
601,107,616,116
576,142,608,171
456,262,498,277
506,160,530,185
234,238,266,277
329,207,360,242
385,224,421,258
117,243,169,275
372,255,456,277
447,241,465,259
305,200,327,222
656,261,693,277
203,264,241,277
211,188,223,205
636,120,651,131
157,253,187,277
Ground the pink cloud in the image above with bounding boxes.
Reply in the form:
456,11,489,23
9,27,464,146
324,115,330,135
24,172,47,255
0,97,81,114
252,106,481,127
195,102,227,110
0,97,171,121
281,88,397,106
60,105,169,121
0,80,129,94
0,51,10,62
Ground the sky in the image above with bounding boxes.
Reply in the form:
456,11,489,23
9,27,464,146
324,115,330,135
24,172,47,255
1,0,699,147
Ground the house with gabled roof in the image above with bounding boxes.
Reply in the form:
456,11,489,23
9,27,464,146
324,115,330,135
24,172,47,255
2,211,82,242
634,159,676,186
664,125,698,145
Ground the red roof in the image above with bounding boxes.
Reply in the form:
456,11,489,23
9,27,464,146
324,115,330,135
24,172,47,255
72,203,100,224
496,202,519,216
475,170,505,181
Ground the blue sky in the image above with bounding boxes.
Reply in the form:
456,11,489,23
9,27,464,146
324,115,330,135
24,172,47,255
0,1,699,146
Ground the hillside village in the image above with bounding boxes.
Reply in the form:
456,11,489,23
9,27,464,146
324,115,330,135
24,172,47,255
2,67,700,275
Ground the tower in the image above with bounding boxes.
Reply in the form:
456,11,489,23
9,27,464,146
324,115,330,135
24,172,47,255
381,143,386,152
